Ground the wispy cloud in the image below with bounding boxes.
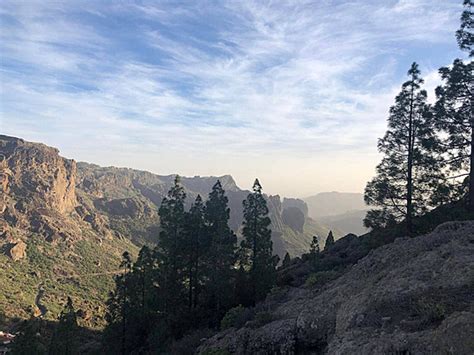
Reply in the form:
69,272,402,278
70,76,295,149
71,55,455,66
0,0,463,196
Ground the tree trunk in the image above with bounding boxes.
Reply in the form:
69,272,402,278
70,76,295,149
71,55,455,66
469,121,474,212
406,91,415,236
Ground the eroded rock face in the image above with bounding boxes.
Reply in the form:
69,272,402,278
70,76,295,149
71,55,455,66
199,221,474,355
1,135,76,214
0,135,81,243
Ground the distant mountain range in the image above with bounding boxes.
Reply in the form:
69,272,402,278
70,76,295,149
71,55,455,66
304,191,370,236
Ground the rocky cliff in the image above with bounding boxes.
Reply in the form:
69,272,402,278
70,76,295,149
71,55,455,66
199,221,474,354
0,136,138,328
0,135,80,243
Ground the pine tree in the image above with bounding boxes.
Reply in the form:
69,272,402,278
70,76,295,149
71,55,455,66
324,231,334,250
310,236,320,254
435,2,474,211
282,252,291,267
456,0,473,57
435,60,474,209
364,63,443,234
128,246,158,351
49,297,78,355
156,175,187,336
104,251,133,355
241,179,278,304
204,180,237,325
184,195,206,313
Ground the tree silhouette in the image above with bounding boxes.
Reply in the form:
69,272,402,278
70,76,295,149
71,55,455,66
456,0,473,57
324,231,334,250
241,179,278,304
364,63,443,234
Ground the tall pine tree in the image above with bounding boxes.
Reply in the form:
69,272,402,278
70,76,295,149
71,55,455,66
184,195,206,313
241,179,278,304
435,1,474,211
156,175,187,336
324,231,334,250
204,180,237,326
104,252,133,354
364,63,443,235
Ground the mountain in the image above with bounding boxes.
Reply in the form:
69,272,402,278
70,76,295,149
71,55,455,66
0,135,332,327
304,191,368,217
304,191,370,236
75,162,331,257
199,220,474,354
319,209,369,236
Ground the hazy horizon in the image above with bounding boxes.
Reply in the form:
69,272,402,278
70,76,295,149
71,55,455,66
0,0,465,197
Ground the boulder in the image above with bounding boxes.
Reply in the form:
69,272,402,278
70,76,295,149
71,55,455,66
8,240,27,261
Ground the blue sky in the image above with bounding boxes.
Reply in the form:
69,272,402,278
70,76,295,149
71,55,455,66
0,0,466,197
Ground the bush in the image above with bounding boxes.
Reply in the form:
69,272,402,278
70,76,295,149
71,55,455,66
304,270,341,288
252,311,273,328
267,286,288,302
169,328,213,355
416,298,446,324
220,305,254,330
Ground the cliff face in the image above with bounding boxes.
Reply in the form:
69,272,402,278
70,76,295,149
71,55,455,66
199,221,474,354
1,135,76,214
0,136,81,243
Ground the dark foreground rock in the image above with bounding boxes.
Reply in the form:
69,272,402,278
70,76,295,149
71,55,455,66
199,221,474,355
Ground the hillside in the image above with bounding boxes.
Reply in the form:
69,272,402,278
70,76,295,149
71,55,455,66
0,135,139,329
199,221,474,354
0,135,332,327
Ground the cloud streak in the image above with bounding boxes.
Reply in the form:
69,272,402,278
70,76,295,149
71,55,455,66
0,0,463,196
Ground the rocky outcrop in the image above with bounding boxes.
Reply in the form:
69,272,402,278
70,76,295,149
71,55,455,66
7,240,27,261
0,135,76,214
282,207,305,233
282,198,308,217
199,221,474,354
94,197,154,218
0,135,81,243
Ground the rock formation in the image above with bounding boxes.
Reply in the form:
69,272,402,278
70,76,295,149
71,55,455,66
7,240,27,261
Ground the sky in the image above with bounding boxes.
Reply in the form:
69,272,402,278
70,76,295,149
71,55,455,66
0,0,466,197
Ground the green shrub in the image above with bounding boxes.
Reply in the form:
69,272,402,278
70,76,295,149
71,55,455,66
416,298,446,323
220,305,253,330
304,270,341,288
253,311,273,327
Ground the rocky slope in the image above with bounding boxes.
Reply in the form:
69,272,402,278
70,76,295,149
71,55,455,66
0,135,138,328
199,221,474,354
